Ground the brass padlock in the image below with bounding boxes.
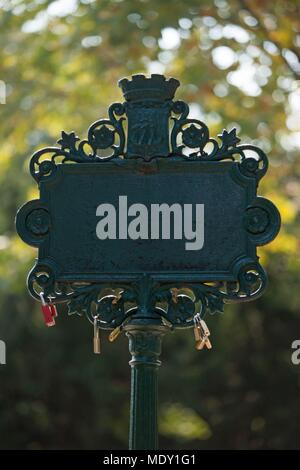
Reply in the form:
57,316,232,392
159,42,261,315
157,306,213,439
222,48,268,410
93,316,101,354
108,325,122,342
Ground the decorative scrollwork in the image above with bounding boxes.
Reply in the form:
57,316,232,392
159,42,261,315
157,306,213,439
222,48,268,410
30,102,126,182
170,100,268,181
27,259,267,330
171,100,209,157
29,74,268,183
27,261,58,300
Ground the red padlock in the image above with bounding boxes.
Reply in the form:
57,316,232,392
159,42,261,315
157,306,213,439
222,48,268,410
49,302,58,318
40,293,56,327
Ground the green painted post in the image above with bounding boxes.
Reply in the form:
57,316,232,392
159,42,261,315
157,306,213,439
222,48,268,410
125,325,169,450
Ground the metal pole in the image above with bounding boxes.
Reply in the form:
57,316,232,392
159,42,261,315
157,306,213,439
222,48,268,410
125,324,168,450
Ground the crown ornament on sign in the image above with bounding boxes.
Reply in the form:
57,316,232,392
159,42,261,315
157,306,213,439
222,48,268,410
118,74,180,102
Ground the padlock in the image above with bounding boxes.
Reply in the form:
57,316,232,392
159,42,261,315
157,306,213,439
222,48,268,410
93,316,101,354
193,315,212,350
39,293,56,327
49,302,58,318
108,325,122,342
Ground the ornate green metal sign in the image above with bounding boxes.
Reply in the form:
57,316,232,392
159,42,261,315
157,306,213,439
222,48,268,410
16,74,280,326
15,75,280,449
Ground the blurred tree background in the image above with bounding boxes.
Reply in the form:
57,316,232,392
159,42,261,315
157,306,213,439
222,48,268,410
0,0,300,450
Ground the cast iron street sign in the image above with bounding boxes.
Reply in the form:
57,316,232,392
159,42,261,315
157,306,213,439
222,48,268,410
16,74,280,449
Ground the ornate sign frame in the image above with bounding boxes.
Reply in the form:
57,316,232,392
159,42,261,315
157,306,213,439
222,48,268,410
16,74,280,331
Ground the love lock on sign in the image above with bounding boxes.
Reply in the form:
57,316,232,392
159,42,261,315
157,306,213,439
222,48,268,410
16,74,280,450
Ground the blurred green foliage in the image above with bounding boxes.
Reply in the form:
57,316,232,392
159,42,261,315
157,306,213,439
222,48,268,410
0,0,300,449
